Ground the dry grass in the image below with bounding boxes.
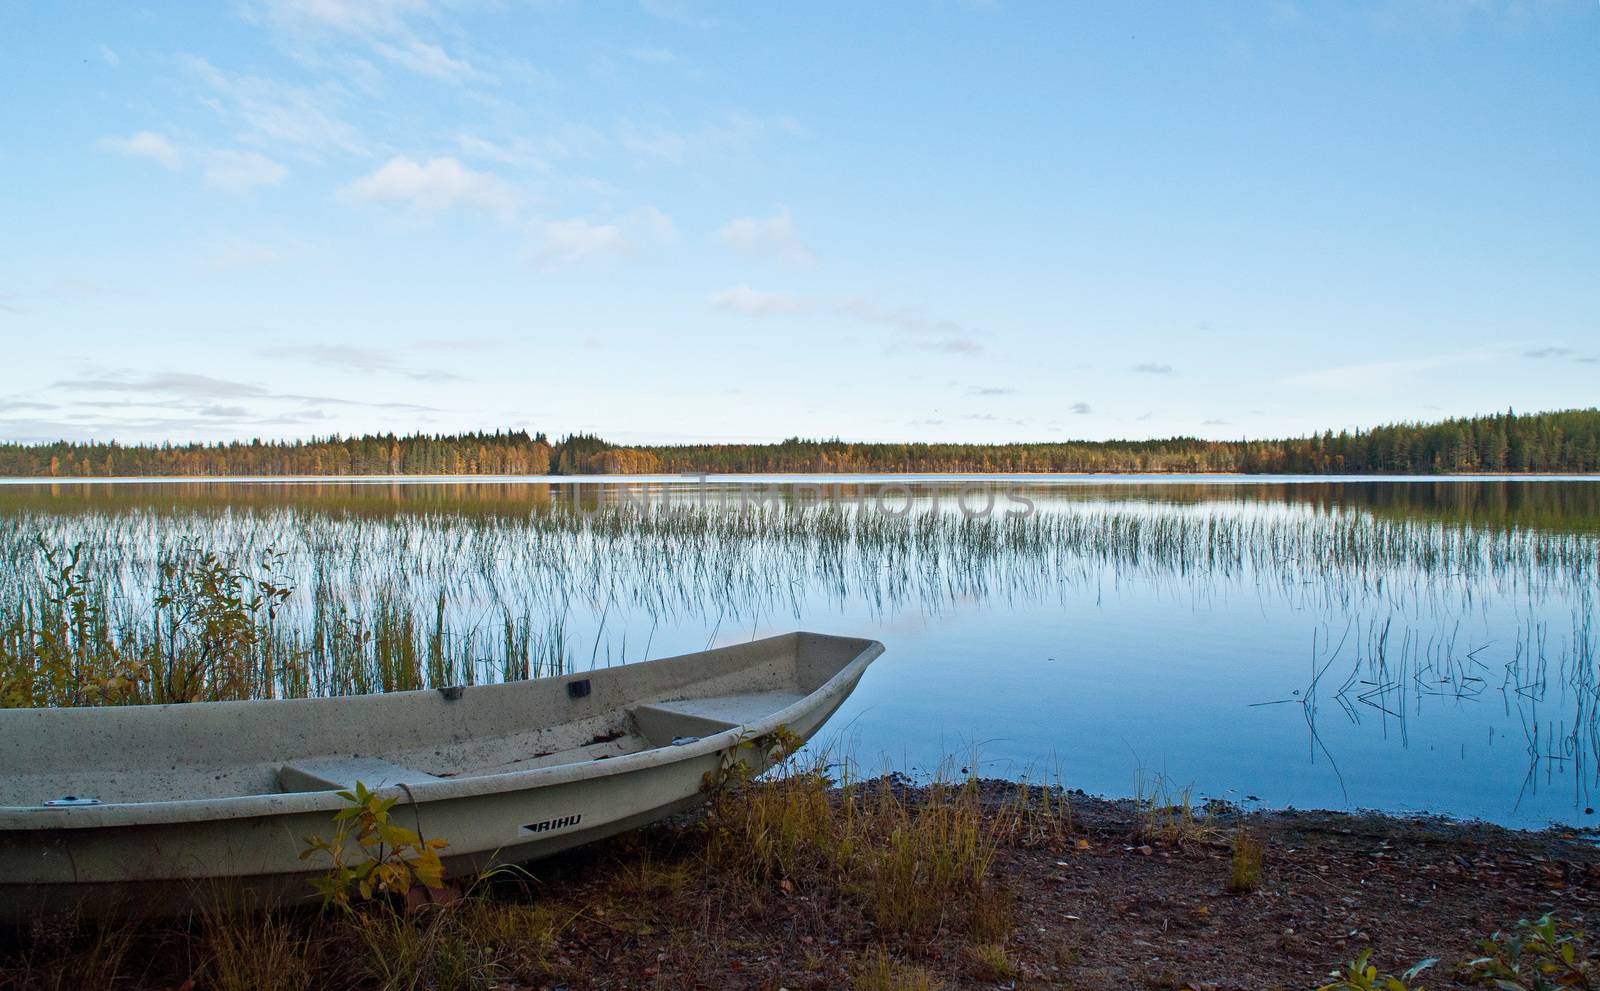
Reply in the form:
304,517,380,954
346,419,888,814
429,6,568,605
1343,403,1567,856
851,948,944,991
859,778,998,934
1229,826,1265,893
964,941,1020,981
1135,770,1222,850
1,776,1591,990
965,882,1014,945
0,763,1075,990
3,917,142,991
344,903,502,990
0,891,577,991
707,757,1065,940
200,907,316,991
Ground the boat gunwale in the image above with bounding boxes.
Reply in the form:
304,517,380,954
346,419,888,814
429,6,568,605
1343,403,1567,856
0,634,884,830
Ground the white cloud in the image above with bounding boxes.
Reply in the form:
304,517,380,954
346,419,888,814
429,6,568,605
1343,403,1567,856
1132,361,1173,374
453,133,547,169
48,370,438,411
453,125,607,170
371,38,479,82
342,155,518,219
207,238,289,271
200,404,251,418
251,0,433,36
617,121,687,163
836,296,979,352
204,149,288,193
617,112,800,166
630,47,680,64
186,56,365,156
530,208,677,266
708,286,982,354
637,0,718,29
0,398,57,412
1283,348,1496,392
716,205,813,265
244,1,486,84
535,219,628,264
631,206,678,243
100,131,181,169
0,279,127,313
97,43,120,67
261,343,465,382
708,284,805,315
55,371,271,399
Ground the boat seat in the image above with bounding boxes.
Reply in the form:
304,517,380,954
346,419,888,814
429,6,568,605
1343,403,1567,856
277,756,442,794
628,691,806,747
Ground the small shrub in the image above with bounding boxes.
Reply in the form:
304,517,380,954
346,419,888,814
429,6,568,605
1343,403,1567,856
1,539,296,708
1462,913,1594,989
1228,827,1263,893
300,780,449,911
2,539,115,708
1317,949,1435,991
146,541,294,703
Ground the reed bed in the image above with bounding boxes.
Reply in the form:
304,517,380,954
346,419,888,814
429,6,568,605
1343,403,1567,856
1,499,1597,707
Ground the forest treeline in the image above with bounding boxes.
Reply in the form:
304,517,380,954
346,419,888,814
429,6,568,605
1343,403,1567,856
1,409,1597,478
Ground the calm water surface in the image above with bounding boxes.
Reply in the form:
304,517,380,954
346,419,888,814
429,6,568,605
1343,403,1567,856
3,475,1597,829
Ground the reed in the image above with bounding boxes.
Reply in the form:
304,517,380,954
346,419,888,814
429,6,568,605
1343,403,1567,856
2,498,1597,708
0,485,1594,864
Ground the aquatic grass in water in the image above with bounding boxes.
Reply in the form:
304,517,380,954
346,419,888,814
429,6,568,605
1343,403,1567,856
1,500,1596,703
1,481,1599,825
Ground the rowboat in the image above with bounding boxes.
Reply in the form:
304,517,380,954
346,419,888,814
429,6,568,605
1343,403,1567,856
0,631,883,919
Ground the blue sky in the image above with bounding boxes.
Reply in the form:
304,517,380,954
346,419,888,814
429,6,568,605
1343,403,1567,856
1,0,1595,446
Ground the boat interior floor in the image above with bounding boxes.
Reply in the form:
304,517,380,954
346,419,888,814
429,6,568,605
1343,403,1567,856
273,690,807,796
0,690,811,808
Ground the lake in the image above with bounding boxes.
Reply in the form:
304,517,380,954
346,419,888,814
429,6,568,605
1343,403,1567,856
2,474,1597,829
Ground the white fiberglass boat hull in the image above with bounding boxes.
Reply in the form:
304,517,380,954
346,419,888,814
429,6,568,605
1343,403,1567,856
0,632,882,919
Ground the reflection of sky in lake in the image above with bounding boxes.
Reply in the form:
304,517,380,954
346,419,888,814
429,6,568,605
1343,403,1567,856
2,476,1597,828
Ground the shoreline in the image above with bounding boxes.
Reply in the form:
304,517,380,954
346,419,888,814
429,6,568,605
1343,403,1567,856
5,777,1597,989
494,780,1600,990
3,469,1600,484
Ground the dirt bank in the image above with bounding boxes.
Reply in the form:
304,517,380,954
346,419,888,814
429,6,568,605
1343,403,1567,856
512,782,1600,990
4,780,1598,990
